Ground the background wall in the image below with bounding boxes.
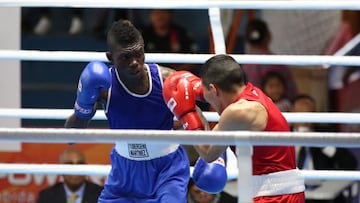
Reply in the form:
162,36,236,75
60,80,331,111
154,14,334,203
0,7,21,151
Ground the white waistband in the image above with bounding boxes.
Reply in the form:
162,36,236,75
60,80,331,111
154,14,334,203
253,168,305,198
115,142,180,161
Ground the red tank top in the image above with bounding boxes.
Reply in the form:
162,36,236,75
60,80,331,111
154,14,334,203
233,83,296,175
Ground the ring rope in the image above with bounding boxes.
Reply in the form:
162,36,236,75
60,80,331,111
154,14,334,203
0,163,358,181
0,128,359,147
1,108,359,124
0,1,360,198
2,50,360,67
1,1,358,201
1,0,360,10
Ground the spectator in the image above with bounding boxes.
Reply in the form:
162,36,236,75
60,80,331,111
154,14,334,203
261,71,292,112
342,67,360,87
141,9,210,117
292,94,357,203
187,178,237,203
22,8,84,35
291,94,317,133
141,9,199,71
242,18,298,100
37,146,103,203
91,9,139,39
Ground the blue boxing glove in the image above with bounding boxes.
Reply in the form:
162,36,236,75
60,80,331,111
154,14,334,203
192,154,228,194
74,61,110,119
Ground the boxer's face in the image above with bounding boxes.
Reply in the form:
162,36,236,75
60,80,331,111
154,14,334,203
189,183,216,203
202,82,222,114
108,40,146,80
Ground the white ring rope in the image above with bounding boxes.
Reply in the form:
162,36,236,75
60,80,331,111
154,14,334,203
0,164,111,176
1,0,360,10
1,108,359,124
1,2,358,202
0,163,358,181
2,50,360,67
1,128,360,181
0,128,359,147
0,1,358,201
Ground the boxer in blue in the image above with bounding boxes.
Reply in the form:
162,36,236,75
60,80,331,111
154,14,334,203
65,20,227,202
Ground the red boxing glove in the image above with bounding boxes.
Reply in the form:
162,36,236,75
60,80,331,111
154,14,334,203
163,71,204,130
177,71,205,102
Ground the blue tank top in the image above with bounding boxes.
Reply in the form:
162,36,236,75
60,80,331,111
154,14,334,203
100,64,189,202
105,64,173,130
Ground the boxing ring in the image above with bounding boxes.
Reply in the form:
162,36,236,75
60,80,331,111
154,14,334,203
0,0,360,202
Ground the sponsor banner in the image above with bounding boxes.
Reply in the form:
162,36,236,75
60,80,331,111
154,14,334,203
0,143,112,203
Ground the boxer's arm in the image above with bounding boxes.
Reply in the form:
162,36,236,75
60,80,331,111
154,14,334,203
65,112,91,128
159,66,181,129
160,67,204,101
173,106,209,130
163,71,207,130
195,106,210,130
65,90,107,128
160,67,208,130
194,105,250,162
195,100,268,162
65,61,110,128
159,65,176,82
194,132,228,163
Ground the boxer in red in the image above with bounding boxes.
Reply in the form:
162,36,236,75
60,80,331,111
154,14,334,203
163,54,305,203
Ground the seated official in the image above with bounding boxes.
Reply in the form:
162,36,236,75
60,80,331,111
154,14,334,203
37,147,103,203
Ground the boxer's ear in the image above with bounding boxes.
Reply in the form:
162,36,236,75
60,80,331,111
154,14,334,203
106,52,113,63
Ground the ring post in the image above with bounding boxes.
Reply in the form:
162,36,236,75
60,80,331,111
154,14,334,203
237,145,253,203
